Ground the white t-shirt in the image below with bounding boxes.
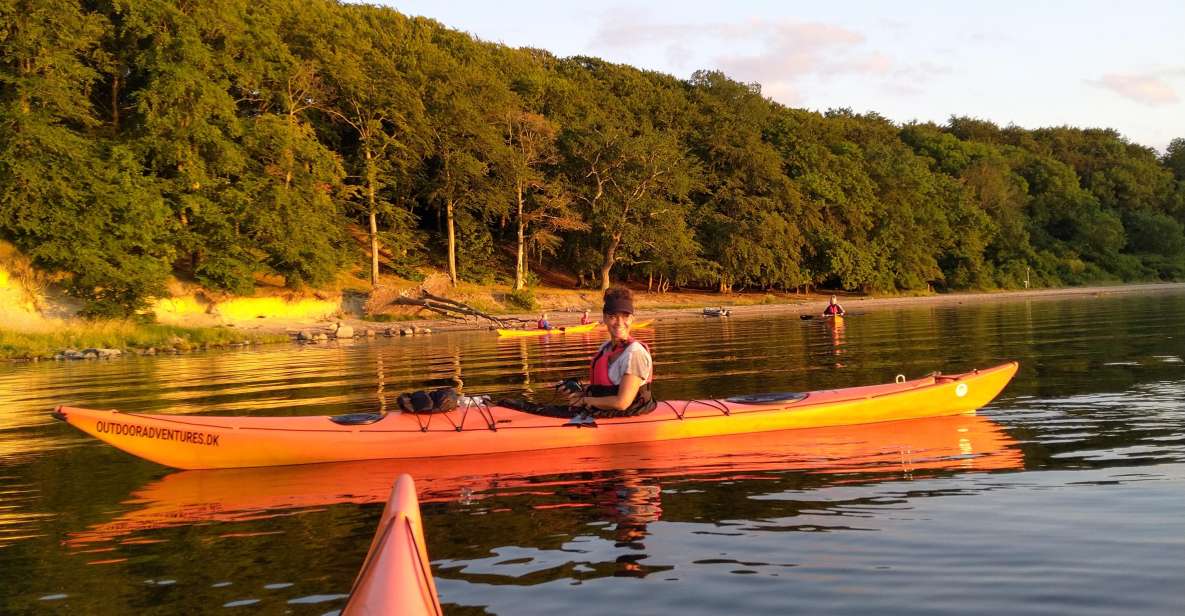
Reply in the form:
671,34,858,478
597,340,653,385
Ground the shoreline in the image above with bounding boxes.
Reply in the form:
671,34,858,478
328,282,1185,333
3,282,1183,362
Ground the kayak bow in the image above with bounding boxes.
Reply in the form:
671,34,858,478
342,474,442,616
53,361,1019,470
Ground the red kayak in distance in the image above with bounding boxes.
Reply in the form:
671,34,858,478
342,474,442,616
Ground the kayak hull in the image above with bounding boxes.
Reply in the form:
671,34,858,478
342,474,442,616
54,362,1019,470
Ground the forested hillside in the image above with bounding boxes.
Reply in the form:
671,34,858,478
3,0,1183,316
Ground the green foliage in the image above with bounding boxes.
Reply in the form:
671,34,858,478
2,0,1183,315
454,210,500,284
505,287,536,311
1163,138,1185,182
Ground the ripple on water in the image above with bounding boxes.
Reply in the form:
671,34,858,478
2,291,1185,616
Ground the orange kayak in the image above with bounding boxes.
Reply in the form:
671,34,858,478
53,362,1018,470
342,474,442,616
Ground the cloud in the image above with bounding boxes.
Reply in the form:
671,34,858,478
714,22,878,81
593,15,875,78
589,11,950,106
1089,73,1180,106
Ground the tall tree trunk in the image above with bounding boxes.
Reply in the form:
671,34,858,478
446,198,457,286
366,147,379,287
284,109,297,189
600,232,621,291
514,179,526,291
110,74,120,131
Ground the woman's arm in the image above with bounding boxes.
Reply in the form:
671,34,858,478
578,373,645,411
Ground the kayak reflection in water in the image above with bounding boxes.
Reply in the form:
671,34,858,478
502,287,656,421
585,471,664,578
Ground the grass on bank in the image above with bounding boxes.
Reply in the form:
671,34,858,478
0,322,290,360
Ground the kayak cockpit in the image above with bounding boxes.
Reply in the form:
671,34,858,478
725,391,809,404
330,412,389,426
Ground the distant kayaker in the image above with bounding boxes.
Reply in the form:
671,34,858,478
563,286,656,417
579,309,591,325
537,312,552,330
822,295,846,317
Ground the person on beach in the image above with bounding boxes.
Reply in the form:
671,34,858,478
580,309,592,325
537,312,552,330
822,295,846,317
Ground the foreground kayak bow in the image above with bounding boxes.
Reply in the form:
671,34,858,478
53,361,1019,470
342,474,442,616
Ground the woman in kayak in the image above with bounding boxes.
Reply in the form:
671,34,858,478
501,287,655,420
563,286,656,417
822,295,845,317
537,312,552,330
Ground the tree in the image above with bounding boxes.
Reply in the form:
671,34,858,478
0,0,174,316
421,30,509,286
321,5,428,287
687,72,794,292
1164,138,1185,182
503,109,569,289
553,60,700,290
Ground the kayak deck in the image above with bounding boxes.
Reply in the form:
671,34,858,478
54,361,1019,470
342,474,442,616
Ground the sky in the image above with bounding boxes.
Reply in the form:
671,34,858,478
377,0,1185,153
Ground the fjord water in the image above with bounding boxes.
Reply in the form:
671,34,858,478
2,290,1183,615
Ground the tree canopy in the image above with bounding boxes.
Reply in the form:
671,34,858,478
2,0,1182,315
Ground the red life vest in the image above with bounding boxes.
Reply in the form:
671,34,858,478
584,338,656,416
590,338,652,386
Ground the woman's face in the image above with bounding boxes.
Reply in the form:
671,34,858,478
604,311,633,340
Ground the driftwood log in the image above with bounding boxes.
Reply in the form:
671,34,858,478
387,291,529,327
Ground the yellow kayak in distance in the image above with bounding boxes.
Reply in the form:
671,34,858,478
495,319,653,337
496,322,601,337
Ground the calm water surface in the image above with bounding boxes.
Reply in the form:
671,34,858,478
1,291,1183,614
